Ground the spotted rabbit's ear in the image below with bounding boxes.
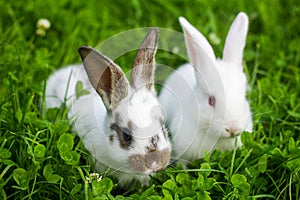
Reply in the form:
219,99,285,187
131,28,158,93
78,46,129,111
222,12,249,66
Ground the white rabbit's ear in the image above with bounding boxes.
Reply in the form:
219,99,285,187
78,46,129,111
131,28,158,92
179,17,216,81
179,17,216,63
222,12,249,65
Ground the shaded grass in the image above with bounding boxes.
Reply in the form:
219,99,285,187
0,0,299,199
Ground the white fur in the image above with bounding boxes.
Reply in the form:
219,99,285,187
46,63,170,185
46,29,171,186
159,12,253,163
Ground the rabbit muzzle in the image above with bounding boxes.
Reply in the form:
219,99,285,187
128,149,170,174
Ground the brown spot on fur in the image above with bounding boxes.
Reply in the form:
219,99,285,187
109,135,114,143
127,120,134,132
110,123,133,150
128,149,170,173
127,154,146,173
160,118,168,139
146,134,159,153
114,112,122,124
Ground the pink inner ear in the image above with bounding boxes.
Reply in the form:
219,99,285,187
208,95,216,107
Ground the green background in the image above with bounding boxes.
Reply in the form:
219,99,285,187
0,0,299,199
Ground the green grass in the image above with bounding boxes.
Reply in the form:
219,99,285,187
0,0,299,199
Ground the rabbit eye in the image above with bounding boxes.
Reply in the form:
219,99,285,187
122,132,132,141
208,95,216,107
110,123,133,149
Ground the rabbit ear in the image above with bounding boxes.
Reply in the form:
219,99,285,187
78,46,129,111
222,12,249,65
131,28,158,92
179,17,216,63
179,17,216,82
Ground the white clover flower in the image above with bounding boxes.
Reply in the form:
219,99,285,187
85,173,102,183
36,18,51,36
85,176,91,183
37,18,51,30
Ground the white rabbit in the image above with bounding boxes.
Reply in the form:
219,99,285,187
46,28,171,186
159,12,253,163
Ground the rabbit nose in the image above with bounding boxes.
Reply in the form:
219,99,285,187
225,127,239,137
147,149,170,172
